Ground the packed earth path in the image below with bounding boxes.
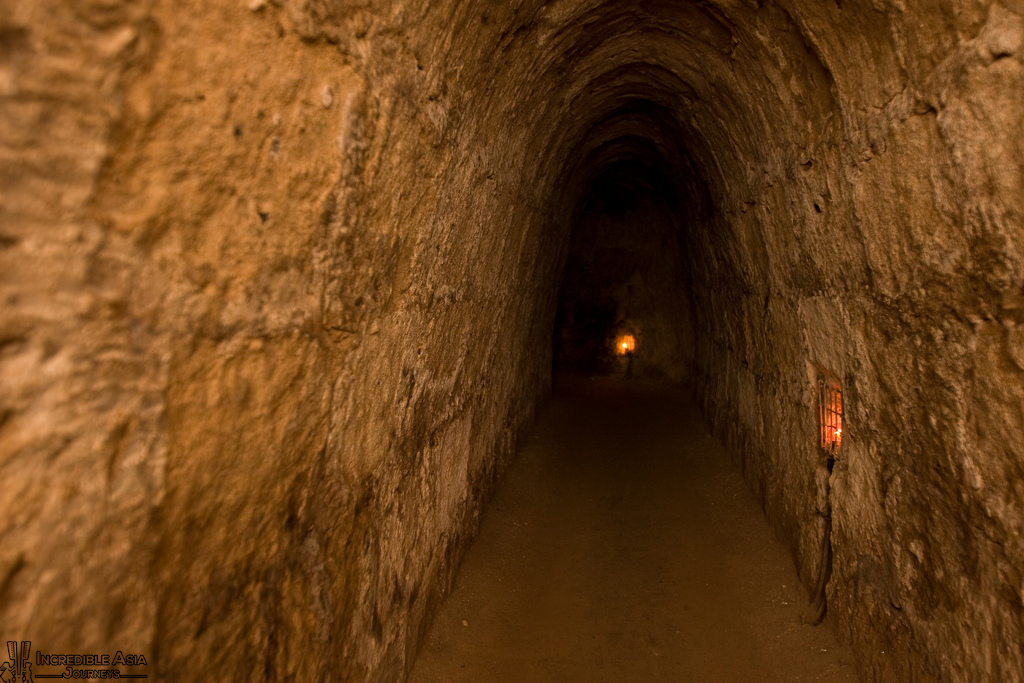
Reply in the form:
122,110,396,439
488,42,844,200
410,376,861,683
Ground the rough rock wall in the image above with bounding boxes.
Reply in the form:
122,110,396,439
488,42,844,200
0,1,569,680
3,1,1024,682
672,3,1024,682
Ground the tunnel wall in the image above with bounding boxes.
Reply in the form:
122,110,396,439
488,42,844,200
673,3,1024,682
0,1,571,680
3,1,1024,683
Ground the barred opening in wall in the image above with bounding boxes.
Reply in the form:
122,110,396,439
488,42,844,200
816,368,843,454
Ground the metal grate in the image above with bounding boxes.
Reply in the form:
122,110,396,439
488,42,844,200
818,374,843,454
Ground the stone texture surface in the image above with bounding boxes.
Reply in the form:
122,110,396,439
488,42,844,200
2,1,1023,682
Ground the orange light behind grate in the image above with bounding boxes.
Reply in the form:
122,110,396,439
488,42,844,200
819,376,843,454
615,334,636,355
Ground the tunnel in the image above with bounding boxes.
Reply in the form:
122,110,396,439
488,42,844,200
2,0,1023,681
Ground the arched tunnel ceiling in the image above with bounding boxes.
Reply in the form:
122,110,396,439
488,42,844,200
517,1,841,224
4,1,1023,682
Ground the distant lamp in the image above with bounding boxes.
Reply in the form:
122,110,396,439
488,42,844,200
616,334,636,355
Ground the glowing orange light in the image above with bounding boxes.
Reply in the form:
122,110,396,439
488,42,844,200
616,334,636,355
819,376,842,453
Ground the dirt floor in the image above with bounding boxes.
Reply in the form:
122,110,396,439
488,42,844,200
409,376,860,683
